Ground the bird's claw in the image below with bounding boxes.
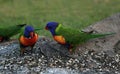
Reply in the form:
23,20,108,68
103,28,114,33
20,53,24,57
68,49,73,54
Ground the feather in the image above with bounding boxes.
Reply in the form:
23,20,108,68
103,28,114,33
0,24,26,41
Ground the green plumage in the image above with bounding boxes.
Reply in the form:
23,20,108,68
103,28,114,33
0,24,26,41
55,24,115,51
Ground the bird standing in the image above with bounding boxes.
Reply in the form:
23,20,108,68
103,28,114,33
45,22,115,52
0,24,26,42
19,25,39,56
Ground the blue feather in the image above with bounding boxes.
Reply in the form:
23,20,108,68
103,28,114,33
24,25,34,38
46,22,59,35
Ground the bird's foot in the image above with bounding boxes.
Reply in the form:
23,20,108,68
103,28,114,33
69,49,73,54
30,50,33,55
20,48,25,56
30,48,34,54
20,53,24,57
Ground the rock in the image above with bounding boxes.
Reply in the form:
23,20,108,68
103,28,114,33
34,37,72,58
40,68,80,74
17,66,30,74
114,40,120,54
79,13,120,56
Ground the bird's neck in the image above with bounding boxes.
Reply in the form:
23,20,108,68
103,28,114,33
24,34,29,38
24,32,35,38
55,24,62,33
50,29,56,36
50,24,62,36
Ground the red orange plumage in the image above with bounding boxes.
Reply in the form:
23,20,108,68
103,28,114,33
19,25,39,56
20,34,38,46
53,36,66,44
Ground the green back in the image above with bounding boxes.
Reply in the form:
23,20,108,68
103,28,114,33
55,24,87,45
0,25,25,37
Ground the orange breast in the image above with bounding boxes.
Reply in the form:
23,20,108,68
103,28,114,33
0,36,3,42
53,35,66,44
20,33,38,46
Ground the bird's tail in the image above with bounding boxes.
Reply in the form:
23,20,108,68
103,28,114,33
35,28,43,31
91,32,116,39
17,24,26,27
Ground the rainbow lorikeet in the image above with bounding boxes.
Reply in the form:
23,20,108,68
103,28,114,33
0,24,26,42
45,22,115,52
19,25,39,56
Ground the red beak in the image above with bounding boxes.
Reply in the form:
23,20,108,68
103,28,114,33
30,32,34,38
45,26,48,30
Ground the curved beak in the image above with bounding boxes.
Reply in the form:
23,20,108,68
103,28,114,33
45,26,48,30
30,32,34,38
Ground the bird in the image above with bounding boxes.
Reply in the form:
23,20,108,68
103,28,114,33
19,25,39,56
45,22,115,52
0,24,26,42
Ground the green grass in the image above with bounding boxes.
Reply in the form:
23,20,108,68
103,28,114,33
0,0,120,38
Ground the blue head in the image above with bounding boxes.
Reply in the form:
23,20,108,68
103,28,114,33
24,25,35,38
45,22,59,36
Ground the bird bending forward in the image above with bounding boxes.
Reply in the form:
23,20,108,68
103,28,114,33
45,22,115,53
19,25,39,56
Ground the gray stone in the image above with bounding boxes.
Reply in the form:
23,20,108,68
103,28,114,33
79,13,120,56
114,40,120,54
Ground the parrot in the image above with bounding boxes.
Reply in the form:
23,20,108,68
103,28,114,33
45,22,115,52
19,25,39,56
0,24,26,42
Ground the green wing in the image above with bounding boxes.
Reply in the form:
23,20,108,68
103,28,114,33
55,24,115,47
0,24,26,38
55,25,86,45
